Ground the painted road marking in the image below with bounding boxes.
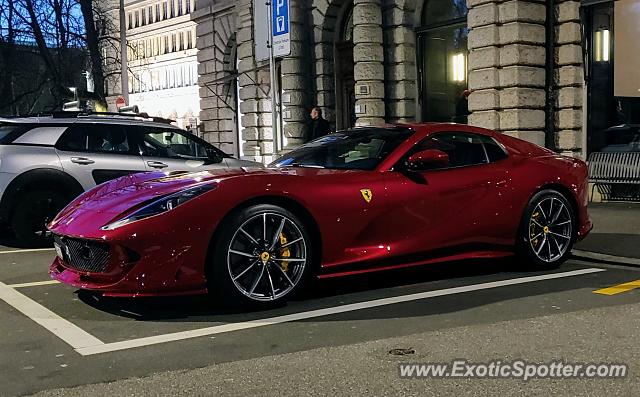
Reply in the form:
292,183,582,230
0,281,104,350
0,268,606,356
76,267,605,356
594,279,640,296
8,280,60,289
0,248,55,255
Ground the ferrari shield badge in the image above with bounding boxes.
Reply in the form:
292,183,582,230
360,189,373,203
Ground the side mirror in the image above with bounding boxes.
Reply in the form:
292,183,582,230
408,149,449,169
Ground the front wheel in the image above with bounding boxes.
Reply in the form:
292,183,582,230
516,190,576,270
208,204,313,308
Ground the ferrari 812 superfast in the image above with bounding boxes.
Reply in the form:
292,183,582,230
49,123,592,307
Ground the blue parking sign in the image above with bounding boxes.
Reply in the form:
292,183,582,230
271,0,291,57
272,0,289,36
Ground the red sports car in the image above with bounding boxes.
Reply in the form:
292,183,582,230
48,123,592,307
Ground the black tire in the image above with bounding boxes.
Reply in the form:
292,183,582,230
11,189,68,247
208,204,314,309
516,189,576,270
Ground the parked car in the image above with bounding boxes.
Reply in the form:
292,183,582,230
601,124,640,152
0,112,259,246
49,123,592,308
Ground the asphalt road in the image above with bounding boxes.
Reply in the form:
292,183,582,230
1,244,640,396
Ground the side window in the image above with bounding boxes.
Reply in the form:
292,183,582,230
135,127,212,159
57,125,133,154
405,132,489,171
479,135,508,162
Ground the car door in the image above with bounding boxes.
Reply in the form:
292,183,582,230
129,125,227,173
382,131,513,257
55,123,147,190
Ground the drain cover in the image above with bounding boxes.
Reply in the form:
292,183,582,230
388,348,415,356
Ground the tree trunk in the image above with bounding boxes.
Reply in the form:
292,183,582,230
77,0,106,107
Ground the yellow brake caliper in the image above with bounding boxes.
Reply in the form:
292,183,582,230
279,233,291,272
530,211,540,247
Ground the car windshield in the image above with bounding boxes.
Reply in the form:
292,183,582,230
270,127,413,170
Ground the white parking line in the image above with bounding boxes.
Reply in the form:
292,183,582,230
8,280,60,288
0,281,104,350
76,267,605,356
0,248,55,255
0,267,606,356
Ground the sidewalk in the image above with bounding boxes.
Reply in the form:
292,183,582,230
575,202,640,260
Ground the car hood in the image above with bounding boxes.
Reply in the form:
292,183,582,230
49,169,256,233
48,166,364,236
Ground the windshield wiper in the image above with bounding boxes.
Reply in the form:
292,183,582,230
285,162,326,169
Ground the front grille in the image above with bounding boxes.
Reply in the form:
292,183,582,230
54,235,110,273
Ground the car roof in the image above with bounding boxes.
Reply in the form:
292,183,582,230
0,113,182,130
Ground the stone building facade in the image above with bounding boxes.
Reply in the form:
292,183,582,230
193,0,634,164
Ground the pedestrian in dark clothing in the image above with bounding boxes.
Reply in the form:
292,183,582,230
308,107,331,142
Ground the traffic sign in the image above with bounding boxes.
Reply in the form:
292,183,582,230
272,0,290,58
115,96,126,109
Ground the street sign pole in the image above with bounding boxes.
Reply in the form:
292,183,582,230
267,1,280,154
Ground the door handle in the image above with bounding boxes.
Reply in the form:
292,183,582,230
147,161,168,169
70,157,95,165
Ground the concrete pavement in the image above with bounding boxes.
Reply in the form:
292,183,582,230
28,299,640,397
576,202,640,260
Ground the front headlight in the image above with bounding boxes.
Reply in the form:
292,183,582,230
101,184,216,230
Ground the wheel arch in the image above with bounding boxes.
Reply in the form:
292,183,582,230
530,183,581,240
207,194,323,268
0,168,84,221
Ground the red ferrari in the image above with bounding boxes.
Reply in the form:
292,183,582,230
49,123,592,307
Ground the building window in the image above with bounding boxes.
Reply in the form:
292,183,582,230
135,10,139,28
179,32,184,51
186,0,191,13
171,34,176,52
178,0,183,16
148,6,153,24
170,0,175,18
163,36,169,54
156,4,160,22
417,0,469,123
128,13,133,29
141,9,146,26
163,2,167,19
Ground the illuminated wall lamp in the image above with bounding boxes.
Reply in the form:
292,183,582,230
594,28,610,62
451,53,467,82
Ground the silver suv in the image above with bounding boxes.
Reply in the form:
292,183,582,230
0,112,258,246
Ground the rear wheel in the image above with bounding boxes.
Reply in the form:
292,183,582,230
516,190,575,270
208,204,313,308
11,190,68,247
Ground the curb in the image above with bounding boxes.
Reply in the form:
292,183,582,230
572,249,640,267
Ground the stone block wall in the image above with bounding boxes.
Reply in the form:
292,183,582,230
467,0,548,147
554,0,584,158
382,0,417,123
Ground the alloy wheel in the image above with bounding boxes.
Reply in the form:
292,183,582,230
226,212,307,301
528,197,573,263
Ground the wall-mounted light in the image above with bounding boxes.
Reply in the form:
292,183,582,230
594,28,610,62
451,53,467,82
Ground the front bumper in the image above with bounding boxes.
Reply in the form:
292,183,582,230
49,230,210,297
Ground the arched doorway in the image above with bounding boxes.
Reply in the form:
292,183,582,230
417,0,469,123
334,3,356,130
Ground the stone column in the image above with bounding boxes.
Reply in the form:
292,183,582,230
280,0,310,150
555,0,584,158
382,0,416,123
236,0,274,163
353,0,385,126
468,0,547,146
